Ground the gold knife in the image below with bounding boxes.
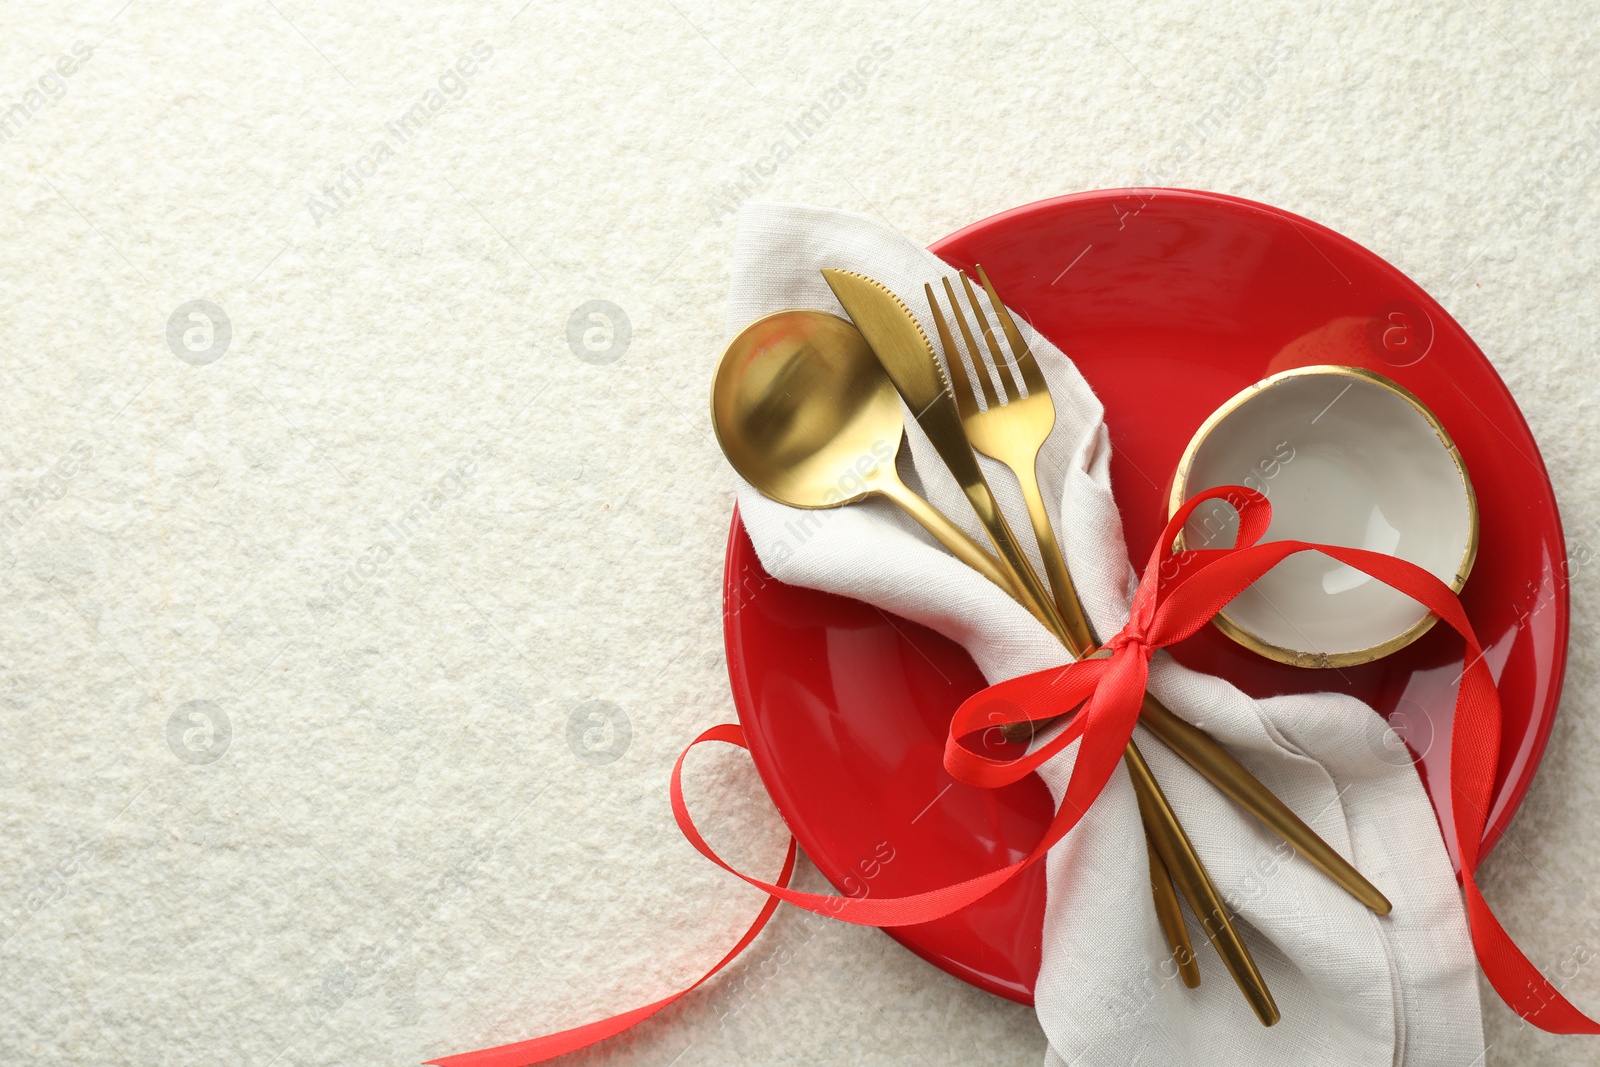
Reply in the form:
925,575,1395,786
792,273,1197,979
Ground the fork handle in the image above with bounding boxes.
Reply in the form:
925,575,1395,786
1013,455,1099,654
958,478,1074,644
1016,460,1206,974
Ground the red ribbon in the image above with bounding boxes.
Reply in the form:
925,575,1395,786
430,486,1596,1066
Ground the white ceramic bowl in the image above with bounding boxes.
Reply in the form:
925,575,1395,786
1170,365,1478,668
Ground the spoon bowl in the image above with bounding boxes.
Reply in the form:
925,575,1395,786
712,311,903,508
711,309,1009,588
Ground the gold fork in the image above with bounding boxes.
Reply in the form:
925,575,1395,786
930,270,1097,653
920,270,1281,1014
925,270,1201,986
927,265,1390,920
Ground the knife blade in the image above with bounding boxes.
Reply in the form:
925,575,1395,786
820,268,1057,628
820,270,984,487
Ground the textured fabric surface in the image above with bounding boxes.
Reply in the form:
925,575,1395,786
730,203,1483,1065
0,2,1597,1065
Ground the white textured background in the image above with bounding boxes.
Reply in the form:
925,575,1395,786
0,2,1596,1064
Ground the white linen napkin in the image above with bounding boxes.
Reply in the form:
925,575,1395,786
727,202,1486,1067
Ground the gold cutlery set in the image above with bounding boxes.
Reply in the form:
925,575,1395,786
711,265,1394,1026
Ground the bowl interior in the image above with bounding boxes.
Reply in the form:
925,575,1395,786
1178,369,1475,663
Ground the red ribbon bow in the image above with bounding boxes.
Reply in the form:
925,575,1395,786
431,486,1596,1067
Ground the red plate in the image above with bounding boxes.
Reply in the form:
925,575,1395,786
721,189,1569,1006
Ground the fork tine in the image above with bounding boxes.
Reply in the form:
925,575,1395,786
959,271,1022,402
941,277,1000,409
976,264,1046,396
925,283,978,419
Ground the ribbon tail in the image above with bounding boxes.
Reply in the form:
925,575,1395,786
1290,541,1600,1034
425,994,688,1067
1464,878,1600,1034
427,724,798,1067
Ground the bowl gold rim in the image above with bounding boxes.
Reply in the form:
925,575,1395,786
1167,364,1480,669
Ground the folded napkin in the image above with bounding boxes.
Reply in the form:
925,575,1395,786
728,203,1486,1066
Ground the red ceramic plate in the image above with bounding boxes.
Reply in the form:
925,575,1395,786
722,189,1569,1006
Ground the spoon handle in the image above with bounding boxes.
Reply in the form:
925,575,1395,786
875,481,1020,598
1136,695,1392,915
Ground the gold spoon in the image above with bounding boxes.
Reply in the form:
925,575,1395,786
711,310,1015,590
